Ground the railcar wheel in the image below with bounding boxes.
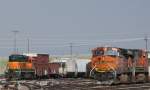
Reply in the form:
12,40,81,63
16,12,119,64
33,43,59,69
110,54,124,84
24,73,34,79
136,74,146,83
93,73,100,80
119,74,129,83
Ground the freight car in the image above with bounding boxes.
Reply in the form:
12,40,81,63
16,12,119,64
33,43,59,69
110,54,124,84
50,58,90,78
48,62,64,78
25,53,49,79
148,52,150,80
87,47,148,84
62,59,90,77
76,59,90,77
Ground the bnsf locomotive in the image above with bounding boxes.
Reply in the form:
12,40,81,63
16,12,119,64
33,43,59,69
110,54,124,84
87,47,148,83
5,54,34,79
5,54,50,80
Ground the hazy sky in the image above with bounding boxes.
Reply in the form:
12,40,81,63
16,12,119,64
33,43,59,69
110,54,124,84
0,0,150,56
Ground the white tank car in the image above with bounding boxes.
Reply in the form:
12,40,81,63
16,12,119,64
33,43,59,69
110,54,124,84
50,58,90,77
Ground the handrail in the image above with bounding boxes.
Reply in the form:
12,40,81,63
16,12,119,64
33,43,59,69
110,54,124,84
89,65,96,77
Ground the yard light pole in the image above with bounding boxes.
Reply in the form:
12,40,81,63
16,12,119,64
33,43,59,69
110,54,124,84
69,43,78,77
144,35,148,51
70,43,73,60
12,30,19,54
27,38,30,53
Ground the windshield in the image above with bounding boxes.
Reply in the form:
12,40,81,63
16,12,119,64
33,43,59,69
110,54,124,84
93,48,120,56
104,50,119,56
94,50,104,56
9,55,27,62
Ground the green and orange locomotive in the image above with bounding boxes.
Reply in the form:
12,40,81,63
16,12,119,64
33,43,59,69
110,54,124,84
5,54,49,80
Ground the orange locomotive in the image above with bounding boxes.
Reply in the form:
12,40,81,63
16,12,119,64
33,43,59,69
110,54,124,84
6,54,34,79
88,47,148,83
5,54,50,80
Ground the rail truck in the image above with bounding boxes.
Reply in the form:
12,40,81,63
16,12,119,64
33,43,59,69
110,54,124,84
87,47,148,84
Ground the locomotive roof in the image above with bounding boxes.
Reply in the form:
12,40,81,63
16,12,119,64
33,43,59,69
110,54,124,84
92,47,145,52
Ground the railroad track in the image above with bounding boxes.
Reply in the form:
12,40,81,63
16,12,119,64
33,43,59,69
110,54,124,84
1,79,150,90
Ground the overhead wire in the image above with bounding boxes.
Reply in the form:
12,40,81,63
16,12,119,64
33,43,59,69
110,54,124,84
0,37,148,48
0,34,149,56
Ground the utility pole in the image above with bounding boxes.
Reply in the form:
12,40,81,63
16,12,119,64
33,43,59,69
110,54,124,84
70,43,73,59
70,43,77,77
144,35,148,51
27,38,30,53
12,30,19,54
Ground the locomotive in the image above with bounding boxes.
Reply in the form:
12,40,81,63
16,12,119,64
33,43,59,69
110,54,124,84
5,54,49,80
5,54,34,79
87,47,148,83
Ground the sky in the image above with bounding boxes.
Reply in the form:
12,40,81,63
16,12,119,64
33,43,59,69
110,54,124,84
0,0,150,56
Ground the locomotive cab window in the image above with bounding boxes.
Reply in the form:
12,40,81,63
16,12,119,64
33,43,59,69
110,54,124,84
9,55,27,62
104,49,119,56
93,50,104,56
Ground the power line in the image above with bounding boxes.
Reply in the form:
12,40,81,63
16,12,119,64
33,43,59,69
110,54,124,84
0,37,148,48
